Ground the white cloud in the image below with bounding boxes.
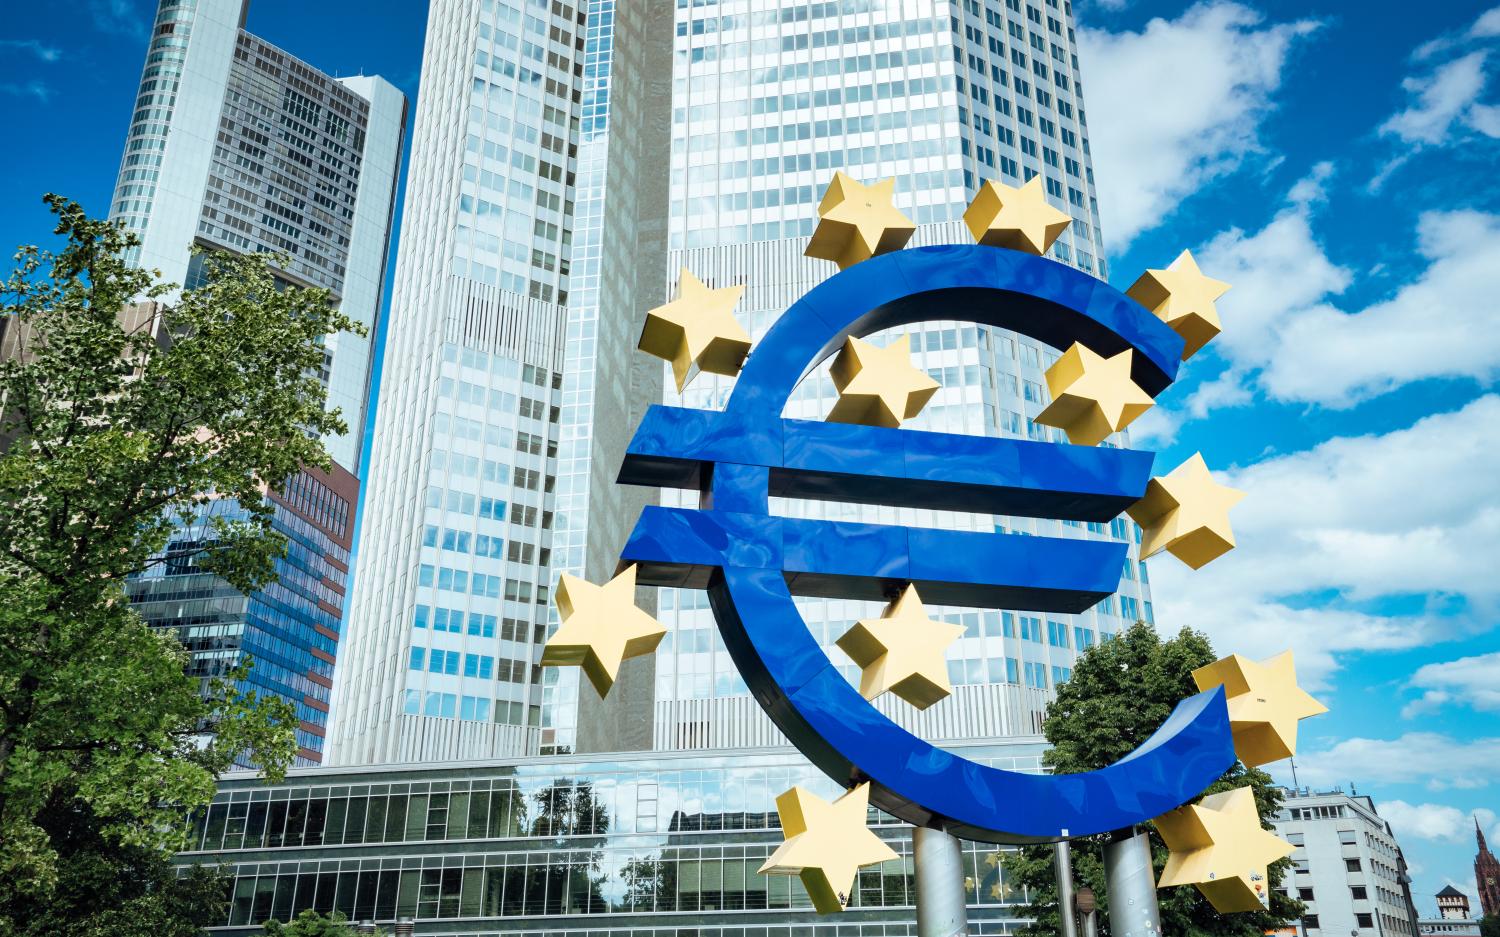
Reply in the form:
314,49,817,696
1475,6,1500,39
1151,396,1500,687
0,39,61,63
1182,183,1500,410
1078,2,1320,247
0,81,53,103
1262,210,1500,406
87,0,148,37
1380,52,1497,146
1293,733,1500,790
1404,652,1500,717
1379,801,1496,843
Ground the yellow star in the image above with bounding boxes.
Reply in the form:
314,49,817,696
539,564,666,697
1156,786,1294,914
1192,651,1328,768
638,268,752,392
826,335,940,428
1033,343,1155,446
835,585,965,710
1127,250,1232,360
805,173,916,270
759,783,898,914
1126,453,1246,570
963,176,1074,255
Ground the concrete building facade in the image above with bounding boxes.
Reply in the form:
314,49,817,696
1273,787,1422,937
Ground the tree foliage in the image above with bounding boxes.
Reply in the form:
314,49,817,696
3,794,230,937
0,197,363,928
1001,622,1302,936
1481,913,1500,937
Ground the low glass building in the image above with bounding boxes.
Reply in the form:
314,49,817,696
179,742,1046,935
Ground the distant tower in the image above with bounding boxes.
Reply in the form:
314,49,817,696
1437,885,1471,920
1478,817,1500,917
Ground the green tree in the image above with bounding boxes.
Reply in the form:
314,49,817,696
1480,913,1500,937
263,910,385,936
0,197,363,928
1001,622,1302,936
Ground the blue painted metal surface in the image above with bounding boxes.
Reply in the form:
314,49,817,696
616,244,1233,843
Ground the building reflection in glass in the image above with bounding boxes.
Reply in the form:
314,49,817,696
184,746,1041,933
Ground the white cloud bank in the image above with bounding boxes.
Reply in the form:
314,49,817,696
1151,395,1500,688
1379,801,1496,843
1078,2,1319,248
1402,651,1500,718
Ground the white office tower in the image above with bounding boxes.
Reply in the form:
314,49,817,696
586,0,1158,754
328,0,673,765
1274,788,1422,937
107,0,405,471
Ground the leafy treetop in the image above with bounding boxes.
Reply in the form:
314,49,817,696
0,196,361,925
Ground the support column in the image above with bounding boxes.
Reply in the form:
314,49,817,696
1054,840,1081,937
1103,827,1163,937
913,825,970,937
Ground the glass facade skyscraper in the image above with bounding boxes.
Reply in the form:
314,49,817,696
109,0,405,764
327,0,672,766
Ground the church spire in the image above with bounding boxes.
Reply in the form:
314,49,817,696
1480,814,1489,852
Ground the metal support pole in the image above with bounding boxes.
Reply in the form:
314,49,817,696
1103,828,1163,937
1054,840,1081,937
1082,909,1100,937
913,825,970,937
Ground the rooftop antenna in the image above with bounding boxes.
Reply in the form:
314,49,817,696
1289,756,1299,789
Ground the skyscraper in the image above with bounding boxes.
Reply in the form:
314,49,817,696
572,0,1153,755
110,0,406,763
326,0,673,766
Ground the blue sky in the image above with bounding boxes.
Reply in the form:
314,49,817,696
3,0,1498,914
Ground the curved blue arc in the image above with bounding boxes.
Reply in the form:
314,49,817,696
710,565,1235,844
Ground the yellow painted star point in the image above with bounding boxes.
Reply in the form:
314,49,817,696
1126,453,1246,569
1033,343,1155,446
759,783,898,914
963,176,1074,255
540,564,667,697
1156,786,1294,913
826,335,940,428
836,585,965,710
805,173,915,270
1193,651,1328,767
639,268,752,392
1127,250,1231,360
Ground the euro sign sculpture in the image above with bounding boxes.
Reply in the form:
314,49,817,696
615,243,1239,844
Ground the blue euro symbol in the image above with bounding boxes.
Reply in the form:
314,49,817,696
618,244,1236,843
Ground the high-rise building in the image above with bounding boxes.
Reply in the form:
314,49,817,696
108,0,406,763
1477,818,1500,918
569,0,1152,755
1272,787,1422,937
325,0,673,766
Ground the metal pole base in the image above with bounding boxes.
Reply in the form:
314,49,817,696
913,826,970,937
1054,840,1081,937
1103,828,1163,937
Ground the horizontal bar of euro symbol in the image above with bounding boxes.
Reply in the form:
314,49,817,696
619,506,1128,615
617,407,1156,523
